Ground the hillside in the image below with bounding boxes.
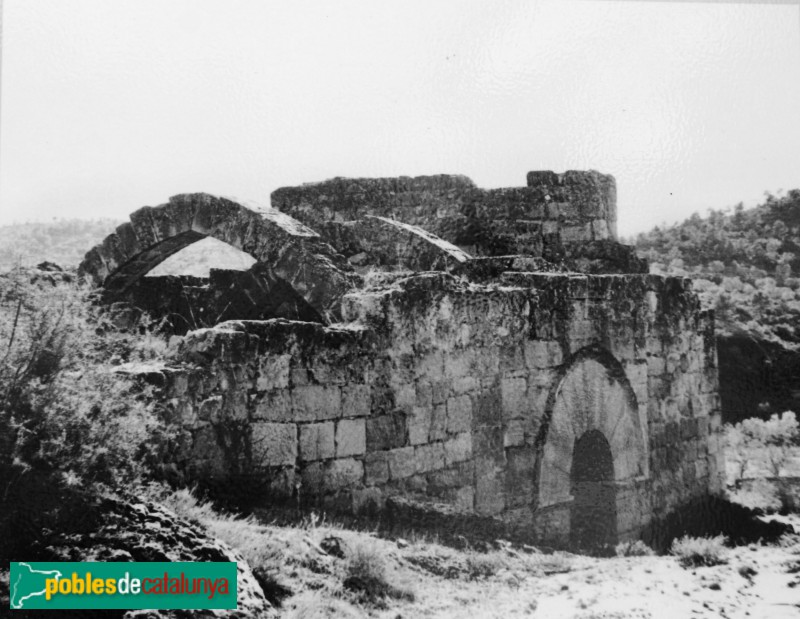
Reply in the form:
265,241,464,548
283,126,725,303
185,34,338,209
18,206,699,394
0,219,258,278
633,190,800,345
633,190,800,422
0,219,121,271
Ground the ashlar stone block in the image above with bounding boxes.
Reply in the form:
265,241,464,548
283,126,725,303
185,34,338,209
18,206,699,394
408,406,432,445
500,377,527,418
388,446,416,480
336,418,367,457
446,395,472,434
341,384,371,417
365,451,389,486
257,354,291,391
325,458,364,490
291,385,342,421
415,442,446,474
252,390,292,421
252,422,297,467
299,422,335,461
443,432,472,465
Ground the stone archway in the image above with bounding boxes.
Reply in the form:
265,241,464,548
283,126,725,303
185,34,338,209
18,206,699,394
535,346,648,549
78,193,357,322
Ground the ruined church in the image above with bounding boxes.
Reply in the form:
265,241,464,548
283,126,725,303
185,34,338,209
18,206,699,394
80,170,725,551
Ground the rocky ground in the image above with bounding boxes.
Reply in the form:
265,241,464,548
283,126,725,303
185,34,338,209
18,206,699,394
262,514,800,619
3,485,798,618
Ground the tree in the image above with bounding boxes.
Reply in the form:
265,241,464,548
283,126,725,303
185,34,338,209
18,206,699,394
724,424,752,485
738,412,799,511
732,203,745,227
773,220,789,239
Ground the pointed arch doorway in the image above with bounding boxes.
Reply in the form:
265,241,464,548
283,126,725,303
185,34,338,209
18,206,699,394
534,347,649,554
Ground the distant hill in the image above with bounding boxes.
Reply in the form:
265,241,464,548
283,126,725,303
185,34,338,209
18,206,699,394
0,219,122,271
0,220,256,278
633,189,800,422
633,189,800,346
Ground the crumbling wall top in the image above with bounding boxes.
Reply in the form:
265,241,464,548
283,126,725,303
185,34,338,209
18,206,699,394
271,170,618,258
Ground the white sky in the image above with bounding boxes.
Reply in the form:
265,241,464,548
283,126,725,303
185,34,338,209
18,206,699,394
1,0,799,236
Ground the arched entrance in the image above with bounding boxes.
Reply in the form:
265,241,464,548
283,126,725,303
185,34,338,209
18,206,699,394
570,429,617,554
534,346,648,550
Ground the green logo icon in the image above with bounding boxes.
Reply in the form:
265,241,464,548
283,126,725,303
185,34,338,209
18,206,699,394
9,562,237,610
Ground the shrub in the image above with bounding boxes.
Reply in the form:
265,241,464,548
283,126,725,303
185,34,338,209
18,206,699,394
728,478,782,513
534,552,572,574
615,540,656,557
0,269,172,488
670,535,728,567
728,412,799,512
465,551,507,579
342,541,414,605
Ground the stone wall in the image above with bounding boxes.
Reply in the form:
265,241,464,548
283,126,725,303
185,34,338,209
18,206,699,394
79,193,357,323
129,266,325,334
82,170,724,550
271,170,617,258
155,271,723,548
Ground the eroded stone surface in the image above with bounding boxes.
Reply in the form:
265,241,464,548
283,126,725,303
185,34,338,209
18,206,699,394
317,216,472,272
272,170,620,258
79,193,357,322
82,171,725,551
150,270,723,549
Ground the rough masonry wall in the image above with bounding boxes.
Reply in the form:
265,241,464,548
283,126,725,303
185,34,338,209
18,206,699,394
80,193,358,322
319,216,473,272
271,171,617,258
155,271,723,547
129,265,325,334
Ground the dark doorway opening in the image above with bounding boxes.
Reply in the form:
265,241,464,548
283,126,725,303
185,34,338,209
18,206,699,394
570,429,617,555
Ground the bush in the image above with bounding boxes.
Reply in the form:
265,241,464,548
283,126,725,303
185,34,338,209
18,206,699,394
465,551,507,579
726,412,799,512
615,540,656,557
670,535,728,567
728,479,782,513
342,541,414,606
0,269,171,488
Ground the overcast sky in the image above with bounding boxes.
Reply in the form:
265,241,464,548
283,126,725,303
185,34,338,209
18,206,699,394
1,0,799,236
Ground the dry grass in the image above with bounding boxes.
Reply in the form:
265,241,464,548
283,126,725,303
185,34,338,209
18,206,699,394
144,486,800,618
149,486,299,607
465,551,509,580
343,540,415,606
670,535,729,568
285,592,365,619
156,487,285,570
524,551,574,575
728,479,783,513
615,540,656,557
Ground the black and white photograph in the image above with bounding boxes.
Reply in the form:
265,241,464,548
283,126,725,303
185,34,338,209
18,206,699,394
1,1,800,617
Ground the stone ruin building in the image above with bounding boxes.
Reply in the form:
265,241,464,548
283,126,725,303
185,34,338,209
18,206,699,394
80,170,725,552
